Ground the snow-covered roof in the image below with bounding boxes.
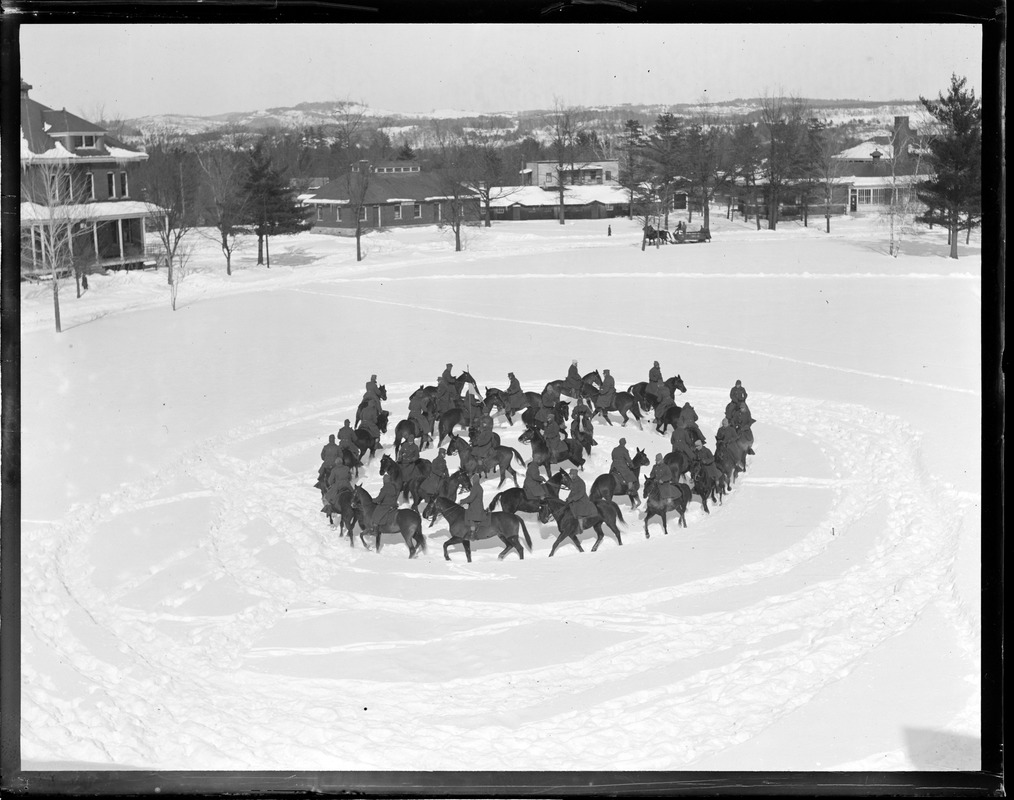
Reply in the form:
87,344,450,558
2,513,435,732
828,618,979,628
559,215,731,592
488,185,629,208
21,200,161,224
845,175,924,187
834,141,896,161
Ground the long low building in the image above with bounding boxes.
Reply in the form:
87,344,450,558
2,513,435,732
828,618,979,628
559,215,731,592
486,185,629,220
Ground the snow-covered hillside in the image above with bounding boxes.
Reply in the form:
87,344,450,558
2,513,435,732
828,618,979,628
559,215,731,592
19,211,982,772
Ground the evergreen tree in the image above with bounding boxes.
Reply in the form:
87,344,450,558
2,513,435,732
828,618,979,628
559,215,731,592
916,74,982,259
396,142,415,161
244,140,312,267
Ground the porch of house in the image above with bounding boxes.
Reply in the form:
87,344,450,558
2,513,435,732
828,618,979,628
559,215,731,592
21,216,161,280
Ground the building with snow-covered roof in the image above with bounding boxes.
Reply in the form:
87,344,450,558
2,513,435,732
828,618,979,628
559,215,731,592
20,80,161,278
487,185,628,221
305,162,479,233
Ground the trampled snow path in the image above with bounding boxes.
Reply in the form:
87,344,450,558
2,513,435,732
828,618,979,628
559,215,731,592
21,382,979,770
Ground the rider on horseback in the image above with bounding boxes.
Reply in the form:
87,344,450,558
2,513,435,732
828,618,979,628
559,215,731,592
650,453,678,501
320,434,341,469
398,437,421,485
463,474,488,538
420,447,449,497
730,379,748,404
692,440,723,485
408,389,431,438
543,416,567,462
597,368,616,411
337,419,358,460
470,415,496,475
363,374,383,407
565,360,583,398
523,460,548,502
506,372,527,416
359,400,383,443
611,438,639,505
566,468,598,530
369,471,401,537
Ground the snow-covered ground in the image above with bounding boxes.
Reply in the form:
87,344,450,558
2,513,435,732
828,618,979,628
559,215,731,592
18,210,982,772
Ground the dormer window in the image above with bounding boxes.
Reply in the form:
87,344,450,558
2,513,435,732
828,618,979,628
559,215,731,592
72,135,97,149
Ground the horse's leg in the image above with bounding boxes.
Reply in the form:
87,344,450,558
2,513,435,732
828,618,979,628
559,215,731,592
644,511,652,539
570,533,585,552
443,537,458,561
548,532,567,557
463,541,472,563
590,524,605,552
497,537,513,560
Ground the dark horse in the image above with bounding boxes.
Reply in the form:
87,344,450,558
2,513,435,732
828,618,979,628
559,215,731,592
321,486,358,540
629,375,688,412
548,370,602,400
642,477,693,535
427,496,533,562
486,468,570,516
393,418,432,459
518,427,585,479
585,387,643,428
350,485,427,557
445,434,526,488
378,453,431,506
590,447,650,507
538,496,625,556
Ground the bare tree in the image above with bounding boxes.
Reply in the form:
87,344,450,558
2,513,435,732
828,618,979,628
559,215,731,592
21,161,96,331
459,124,523,227
548,101,588,225
138,134,199,286
330,98,370,170
758,93,810,230
168,240,194,311
811,123,846,234
197,150,249,275
884,122,930,258
682,106,735,232
345,164,372,262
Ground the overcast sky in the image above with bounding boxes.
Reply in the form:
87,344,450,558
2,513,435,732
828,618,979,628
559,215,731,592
19,23,982,120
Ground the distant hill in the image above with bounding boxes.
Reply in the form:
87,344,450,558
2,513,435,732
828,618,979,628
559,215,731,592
122,97,930,145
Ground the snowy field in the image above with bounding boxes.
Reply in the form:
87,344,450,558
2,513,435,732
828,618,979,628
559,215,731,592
18,210,982,772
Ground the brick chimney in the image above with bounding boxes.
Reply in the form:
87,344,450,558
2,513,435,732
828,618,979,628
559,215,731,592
20,79,31,98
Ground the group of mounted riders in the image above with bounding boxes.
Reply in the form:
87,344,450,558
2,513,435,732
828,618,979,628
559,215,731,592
315,358,757,558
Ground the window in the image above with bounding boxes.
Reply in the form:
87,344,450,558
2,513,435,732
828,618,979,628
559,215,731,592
394,205,402,221
413,203,421,219
359,206,367,221
119,172,128,197
316,205,324,222
495,207,505,215
107,172,116,198
605,171,612,182
84,172,95,199
109,221,119,244
335,206,342,222
123,220,135,244
59,173,72,200
435,203,442,222
856,188,872,204
71,135,96,149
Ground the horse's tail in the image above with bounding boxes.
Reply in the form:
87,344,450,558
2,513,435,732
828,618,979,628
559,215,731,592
488,492,502,512
517,516,533,552
510,447,527,467
608,499,625,524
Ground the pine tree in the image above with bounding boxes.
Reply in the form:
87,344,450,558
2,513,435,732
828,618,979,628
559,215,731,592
916,74,981,259
244,140,312,267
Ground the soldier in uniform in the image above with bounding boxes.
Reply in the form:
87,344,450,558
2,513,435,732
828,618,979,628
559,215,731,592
566,468,598,530
506,372,527,417
336,419,358,460
649,453,678,501
462,474,487,537
597,368,616,411
320,434,341,469
523,460,548,502
398,437,421,487
408,389,431,437
370,472,401,535
565,360,583,397
420,448,449,497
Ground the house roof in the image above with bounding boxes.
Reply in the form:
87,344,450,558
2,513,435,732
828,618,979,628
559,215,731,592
834,141,897,161
307,171,476,205
21,200,160,224
488,185,628,208
20,90,147,163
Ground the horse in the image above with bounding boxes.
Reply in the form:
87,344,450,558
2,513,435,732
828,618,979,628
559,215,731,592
629,375,688,412
436,408,470,447
350,485,427,557
538,496,625,556
643,225,661,244
654,402,702,436
427,496,533,562
315,447,364,489
379,453,432,506
657,229,673,244
393,418,431,459
518,428,585,479
486,468,570,516
663,450,694,480
590,447,650,507
320,486,359,540
520,400,569,432
691,467,721,514
418,468,472,518
354,384,387,425
446,434,526,488
642,477,693,535
586,388,644,428
352,419,386,461
548,370,602,401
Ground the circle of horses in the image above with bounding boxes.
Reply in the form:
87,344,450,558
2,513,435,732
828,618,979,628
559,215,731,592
316,365,756,561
